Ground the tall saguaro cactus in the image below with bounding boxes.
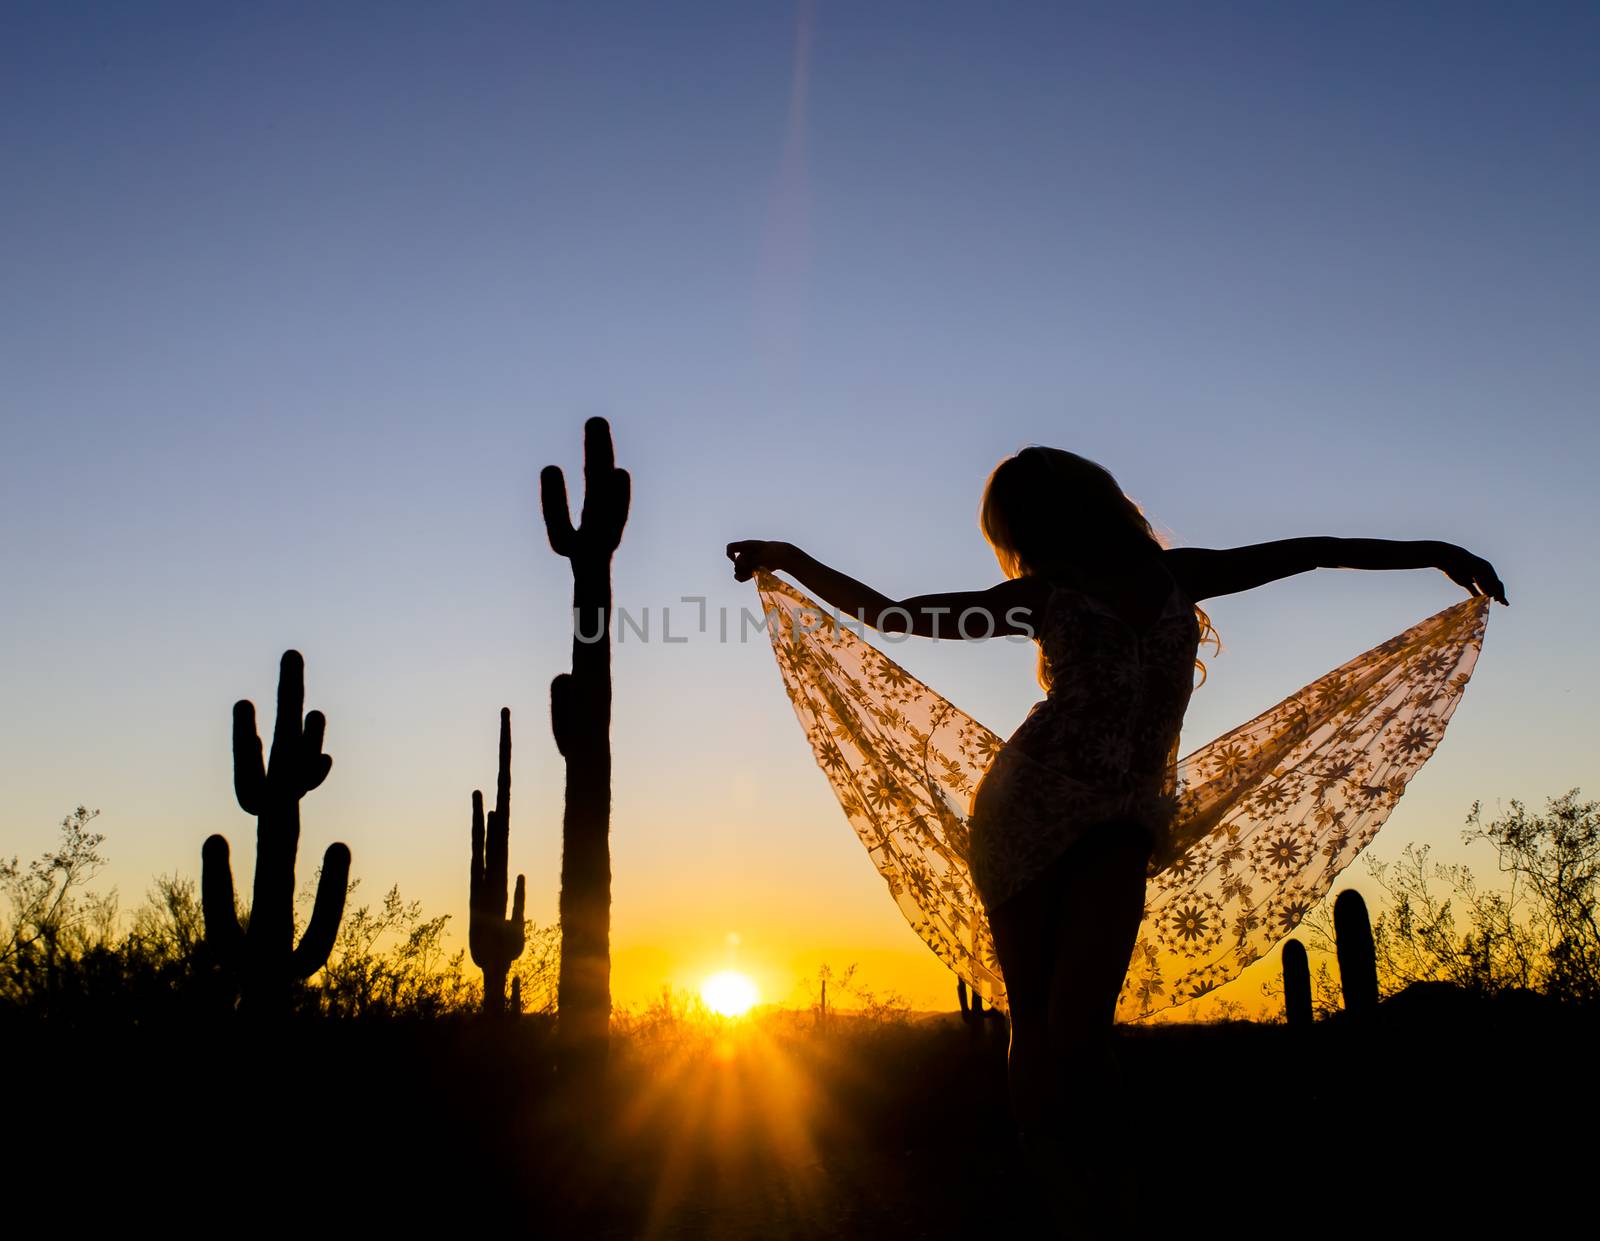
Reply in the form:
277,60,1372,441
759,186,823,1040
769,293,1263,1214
541,416,630,1066
470,707,526,1015
202,650,351,1013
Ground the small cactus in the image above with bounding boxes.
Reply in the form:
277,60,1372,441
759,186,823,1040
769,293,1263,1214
542,417,630,1069
957,977,1005,1048
469,708,526,1015
1334,888,1378,1017
1281,938,1312,1028
202,650,350,1013
957,978,985,1031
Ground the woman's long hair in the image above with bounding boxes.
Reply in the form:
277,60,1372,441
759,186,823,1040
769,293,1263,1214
979,446,1220,690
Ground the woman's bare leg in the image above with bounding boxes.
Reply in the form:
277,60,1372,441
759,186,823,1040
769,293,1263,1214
987,822,1153,1231
986,882,1055,1153
1043,821,1153,1227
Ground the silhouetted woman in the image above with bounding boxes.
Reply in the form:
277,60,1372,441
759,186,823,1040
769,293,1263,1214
727,446,1505,1230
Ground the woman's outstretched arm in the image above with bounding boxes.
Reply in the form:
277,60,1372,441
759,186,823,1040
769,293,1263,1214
726,540,1045,638
1165,537,1508,605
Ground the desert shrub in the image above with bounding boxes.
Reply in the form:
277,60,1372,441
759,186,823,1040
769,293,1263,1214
0,806,115,1012
1261,789,1600,1013
314,878,560,1019
0,807,558,1023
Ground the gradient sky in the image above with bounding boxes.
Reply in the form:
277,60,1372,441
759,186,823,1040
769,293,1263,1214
4,1,1597,1015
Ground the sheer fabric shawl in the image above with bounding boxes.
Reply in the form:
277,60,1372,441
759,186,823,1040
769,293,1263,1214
752,570,1491,1021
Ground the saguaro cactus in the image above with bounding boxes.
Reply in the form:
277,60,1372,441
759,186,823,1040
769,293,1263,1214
956,978,986,1034
541,416,630,1066
202,650,351,1013
957,978,1006,1051
469,707,526,1015
1281,938,1313,1028
1334,888,1379,1017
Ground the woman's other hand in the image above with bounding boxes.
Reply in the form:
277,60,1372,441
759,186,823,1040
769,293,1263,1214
1438,544,1508,605
726,540,795,583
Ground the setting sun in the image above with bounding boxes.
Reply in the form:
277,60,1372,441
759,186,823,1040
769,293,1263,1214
701,970,759,1017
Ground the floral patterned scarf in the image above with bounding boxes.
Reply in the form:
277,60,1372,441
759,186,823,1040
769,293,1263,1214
752,570,1491,1021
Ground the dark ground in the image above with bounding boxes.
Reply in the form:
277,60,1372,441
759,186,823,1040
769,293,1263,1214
9,983,1592,1237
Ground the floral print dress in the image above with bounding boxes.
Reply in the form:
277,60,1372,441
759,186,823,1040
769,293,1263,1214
967,577,1202,916
751,569,1491,1021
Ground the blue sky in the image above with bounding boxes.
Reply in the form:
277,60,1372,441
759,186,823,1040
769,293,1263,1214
3,1,1596,1010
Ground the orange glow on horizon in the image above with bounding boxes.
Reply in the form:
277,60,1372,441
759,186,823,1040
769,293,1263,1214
602,937,1291,1024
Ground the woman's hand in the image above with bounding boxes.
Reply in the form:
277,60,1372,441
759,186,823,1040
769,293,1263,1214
1437,544,1508,605
726,540,796,583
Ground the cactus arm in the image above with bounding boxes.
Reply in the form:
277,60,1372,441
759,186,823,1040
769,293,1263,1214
201,834,243,962
470,790,486,895
289,842,351,980
499,873,527,976
485,806,503,893
540,466,577,557
233,701,266,816
299,709,333,794
550,674,575,758
469,790,487,965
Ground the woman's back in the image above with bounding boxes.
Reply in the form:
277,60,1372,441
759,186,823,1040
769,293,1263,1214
1017,570,1202,784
